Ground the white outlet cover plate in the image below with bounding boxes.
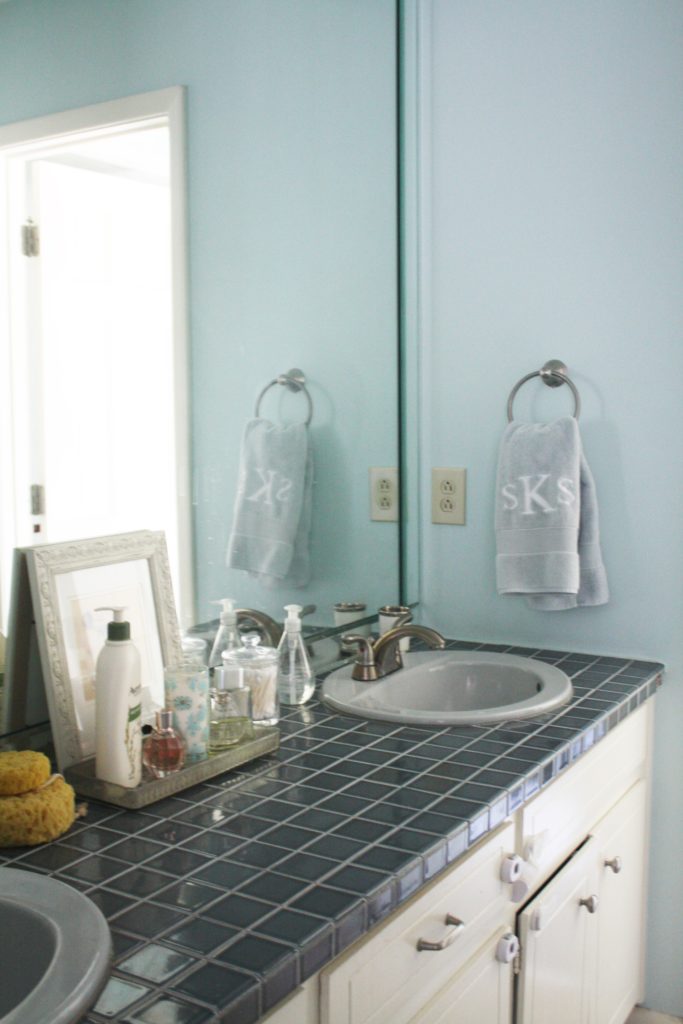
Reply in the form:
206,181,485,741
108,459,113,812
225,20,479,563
432,467,466,524
369,467,398,522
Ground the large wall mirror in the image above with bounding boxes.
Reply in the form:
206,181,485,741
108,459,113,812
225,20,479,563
0,0,406,738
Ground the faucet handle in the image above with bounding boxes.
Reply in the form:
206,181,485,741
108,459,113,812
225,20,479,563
342,635,379,682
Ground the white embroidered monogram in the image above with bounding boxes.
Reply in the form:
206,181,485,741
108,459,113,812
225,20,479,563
495,416,608,610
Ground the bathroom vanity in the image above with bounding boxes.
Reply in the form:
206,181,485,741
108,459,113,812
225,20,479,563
0,641,661,1024
272,699,650,1024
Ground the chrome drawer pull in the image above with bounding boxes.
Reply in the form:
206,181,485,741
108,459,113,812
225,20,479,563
579,894,600,914
605,856,623,874
417,914,465,951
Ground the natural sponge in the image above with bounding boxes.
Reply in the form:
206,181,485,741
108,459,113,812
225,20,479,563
0,774,76,847
0,750,51,795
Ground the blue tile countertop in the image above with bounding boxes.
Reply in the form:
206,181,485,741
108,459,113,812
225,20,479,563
0,641,663,1024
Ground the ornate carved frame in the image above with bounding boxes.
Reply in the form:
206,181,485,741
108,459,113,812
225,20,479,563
25,531,182,769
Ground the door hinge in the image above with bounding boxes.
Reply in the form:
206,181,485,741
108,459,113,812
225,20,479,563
30,484,45,516
513,946,522,976
21,219,40,257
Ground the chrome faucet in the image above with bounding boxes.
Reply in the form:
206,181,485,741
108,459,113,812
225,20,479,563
235,605,317,648
343,624,446,681
235,609,282,647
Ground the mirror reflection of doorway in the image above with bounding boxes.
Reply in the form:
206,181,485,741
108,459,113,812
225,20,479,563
0,89,192,631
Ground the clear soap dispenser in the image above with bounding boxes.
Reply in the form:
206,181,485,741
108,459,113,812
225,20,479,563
209,598,240,680
277,604,315,706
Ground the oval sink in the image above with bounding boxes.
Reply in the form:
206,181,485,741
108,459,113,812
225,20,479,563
321,650,572,725
0,867,111,1024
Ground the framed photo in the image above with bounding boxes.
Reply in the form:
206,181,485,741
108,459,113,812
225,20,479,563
24,531,182,769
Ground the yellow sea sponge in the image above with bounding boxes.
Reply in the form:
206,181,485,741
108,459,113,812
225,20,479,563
0,750,51,796
0,775,76,847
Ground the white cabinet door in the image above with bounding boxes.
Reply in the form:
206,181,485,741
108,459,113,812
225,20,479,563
517,837,599,1024
320,822,516,1024
409,929,514,1024
593,781,648,1024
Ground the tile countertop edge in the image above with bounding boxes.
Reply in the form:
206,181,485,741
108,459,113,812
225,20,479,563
0,642,664,1024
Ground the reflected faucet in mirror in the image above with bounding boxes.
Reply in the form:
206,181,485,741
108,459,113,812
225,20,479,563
343,625,446,682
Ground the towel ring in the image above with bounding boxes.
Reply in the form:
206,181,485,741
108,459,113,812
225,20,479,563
254,367,313,425
507,359,581,422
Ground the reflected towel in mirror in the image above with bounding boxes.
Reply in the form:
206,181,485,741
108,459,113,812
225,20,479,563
226,418,313,587
495,416,608,610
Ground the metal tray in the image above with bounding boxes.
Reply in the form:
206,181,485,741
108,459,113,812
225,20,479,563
64,726,279,809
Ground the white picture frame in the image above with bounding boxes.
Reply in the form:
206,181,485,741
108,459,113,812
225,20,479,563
24,531,182,769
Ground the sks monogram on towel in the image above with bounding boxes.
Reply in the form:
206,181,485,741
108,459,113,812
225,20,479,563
242,467,294,508
500,473,577,515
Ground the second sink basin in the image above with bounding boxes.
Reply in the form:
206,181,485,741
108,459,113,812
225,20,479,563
0,867,111,1024
321,650,572,725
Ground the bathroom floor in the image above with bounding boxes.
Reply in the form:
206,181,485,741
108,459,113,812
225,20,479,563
627,1009,683,1024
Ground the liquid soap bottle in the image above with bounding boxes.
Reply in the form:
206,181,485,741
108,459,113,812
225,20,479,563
95,606,142,788
208,598,240,682
277,604,315,705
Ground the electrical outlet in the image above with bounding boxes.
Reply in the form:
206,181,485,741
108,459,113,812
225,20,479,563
369,467,399,522
432,467,466,524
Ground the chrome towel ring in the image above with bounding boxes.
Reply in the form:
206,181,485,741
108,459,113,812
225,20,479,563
507,359,581,422
254,367,313,425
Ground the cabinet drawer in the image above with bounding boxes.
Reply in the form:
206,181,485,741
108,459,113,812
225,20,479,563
320,821,516,1024
521,704,649,885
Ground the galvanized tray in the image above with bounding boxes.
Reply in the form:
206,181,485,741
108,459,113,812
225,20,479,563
64,726,279,809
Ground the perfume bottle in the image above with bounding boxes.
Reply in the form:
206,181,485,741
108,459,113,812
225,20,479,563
142,708,186,778
209,675,254,751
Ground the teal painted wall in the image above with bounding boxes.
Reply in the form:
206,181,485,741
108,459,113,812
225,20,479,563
0,0,399,627
421,0,683,1012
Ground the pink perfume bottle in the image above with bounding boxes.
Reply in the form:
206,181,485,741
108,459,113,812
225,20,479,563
142,708,186,778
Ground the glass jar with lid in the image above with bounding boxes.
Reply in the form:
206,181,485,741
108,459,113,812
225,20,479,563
221,633,279,726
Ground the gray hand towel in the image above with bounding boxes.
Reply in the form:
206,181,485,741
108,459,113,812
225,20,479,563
226,418,313,586
495,416,608,610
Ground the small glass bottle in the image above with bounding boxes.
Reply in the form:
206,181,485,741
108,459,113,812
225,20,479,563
142,708,186,778
210,662,254,751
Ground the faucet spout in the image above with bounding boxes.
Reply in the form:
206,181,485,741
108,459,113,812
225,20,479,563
347,624,446,681
235,608,282,648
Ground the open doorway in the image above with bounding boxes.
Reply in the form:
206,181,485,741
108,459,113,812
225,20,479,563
0,88,193,630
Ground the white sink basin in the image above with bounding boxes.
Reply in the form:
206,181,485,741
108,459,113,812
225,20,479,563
321,650,572,725
0,867,111,1024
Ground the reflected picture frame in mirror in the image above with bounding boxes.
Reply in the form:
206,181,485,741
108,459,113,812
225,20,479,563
10,531,182,770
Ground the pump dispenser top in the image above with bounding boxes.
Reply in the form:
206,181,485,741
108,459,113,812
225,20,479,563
96,606,131,641
284,604,303,634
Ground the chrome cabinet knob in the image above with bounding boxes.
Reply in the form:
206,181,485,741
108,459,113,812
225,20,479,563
604,856,623,874
579,894,600,914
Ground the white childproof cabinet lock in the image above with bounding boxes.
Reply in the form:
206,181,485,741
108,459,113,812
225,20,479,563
495,933,520,964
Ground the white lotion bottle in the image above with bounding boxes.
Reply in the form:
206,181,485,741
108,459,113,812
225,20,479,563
277,604,315,705
95,606,142,788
